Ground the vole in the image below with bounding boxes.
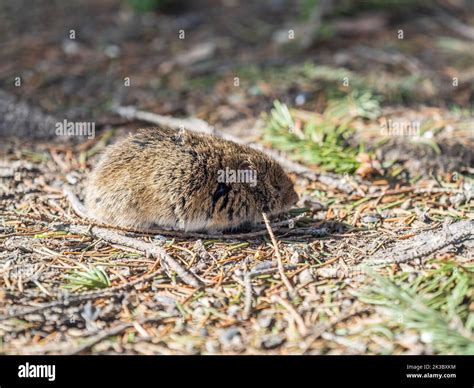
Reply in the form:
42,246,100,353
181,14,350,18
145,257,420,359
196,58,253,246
82,127,298,233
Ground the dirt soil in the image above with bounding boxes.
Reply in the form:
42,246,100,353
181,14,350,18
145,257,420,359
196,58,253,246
0,0,473,354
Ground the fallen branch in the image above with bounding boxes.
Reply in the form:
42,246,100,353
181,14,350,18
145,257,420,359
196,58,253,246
435,7,474,40
367,219,473,267
316,220,474,279
114,106,214,134
66,224,204,288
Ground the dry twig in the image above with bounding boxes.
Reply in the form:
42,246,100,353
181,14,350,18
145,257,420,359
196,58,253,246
262,212,295,296
65,224,203,288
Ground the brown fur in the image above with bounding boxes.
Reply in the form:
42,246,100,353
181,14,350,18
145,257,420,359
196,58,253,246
84,127,298,232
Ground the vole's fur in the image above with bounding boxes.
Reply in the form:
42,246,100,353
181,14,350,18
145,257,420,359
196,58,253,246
84,127,298,232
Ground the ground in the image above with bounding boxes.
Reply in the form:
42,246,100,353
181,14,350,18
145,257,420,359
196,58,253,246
0,0,473,355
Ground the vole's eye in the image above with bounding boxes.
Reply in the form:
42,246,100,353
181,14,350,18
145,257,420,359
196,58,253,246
239,161,251,170
212,182,231,207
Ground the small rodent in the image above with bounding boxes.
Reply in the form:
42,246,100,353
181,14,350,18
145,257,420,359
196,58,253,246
84,127,298,232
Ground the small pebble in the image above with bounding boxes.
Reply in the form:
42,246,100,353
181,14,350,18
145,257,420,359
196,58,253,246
104,44,121,58
449,192,466,208
193,239,210,260
153,234,167,243
420,331,433,344
439,195,449,206
261,334,285,349
227,305,240,317
415,207,431,223
218,327,240,346
62,40,80,55
298,268,313,284
154,294,176,307
290,250,301,265
257,315,274,329
401,199,412,210
295,93,306,106
361,214,380,224
205,339,219,353
65,172,79,185
81,302,100,322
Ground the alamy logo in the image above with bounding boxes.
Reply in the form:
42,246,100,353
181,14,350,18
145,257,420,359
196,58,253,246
55,119,95,139
380,119,420,137
18,362,56,381
217,167,257,187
